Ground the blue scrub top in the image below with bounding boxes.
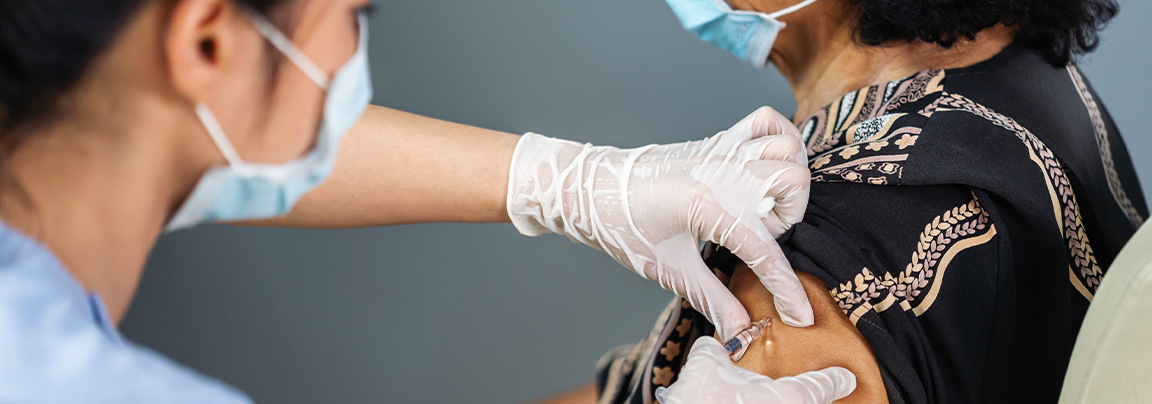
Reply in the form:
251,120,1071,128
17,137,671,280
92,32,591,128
0,221,252,403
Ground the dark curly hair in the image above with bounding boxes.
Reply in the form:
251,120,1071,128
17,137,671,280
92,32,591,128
849,0,1119,67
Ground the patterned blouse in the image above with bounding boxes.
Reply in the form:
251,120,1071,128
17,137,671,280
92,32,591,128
595,43,1147,404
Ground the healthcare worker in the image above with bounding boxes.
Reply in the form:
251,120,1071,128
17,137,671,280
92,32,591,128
0,0,853,402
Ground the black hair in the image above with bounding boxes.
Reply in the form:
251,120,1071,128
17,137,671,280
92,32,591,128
848,0,1119,67
0,0,290,132
0,0,293,218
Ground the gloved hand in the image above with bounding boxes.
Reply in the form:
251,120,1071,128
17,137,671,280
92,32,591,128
656,337,856,404
506,107,814,337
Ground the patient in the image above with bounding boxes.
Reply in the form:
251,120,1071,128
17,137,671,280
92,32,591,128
581,0,1147,403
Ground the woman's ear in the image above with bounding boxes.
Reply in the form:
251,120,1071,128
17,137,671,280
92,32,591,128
163,0,239,103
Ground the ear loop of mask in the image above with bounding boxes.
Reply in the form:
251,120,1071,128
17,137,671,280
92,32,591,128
767,0,820,19
195,103,246,170
195,7,342,174
239,8,332,90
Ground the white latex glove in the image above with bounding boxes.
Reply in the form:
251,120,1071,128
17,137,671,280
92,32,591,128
506,107,814,337
656,337,856,404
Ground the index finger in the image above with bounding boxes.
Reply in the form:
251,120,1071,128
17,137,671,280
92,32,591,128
698,201,814,327
714,107,802,156
739,107,803,141
725,224,815,327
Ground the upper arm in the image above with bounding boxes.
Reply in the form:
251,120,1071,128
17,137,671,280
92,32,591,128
594,182,1002,404
755,182,1002,403
727,265,888,404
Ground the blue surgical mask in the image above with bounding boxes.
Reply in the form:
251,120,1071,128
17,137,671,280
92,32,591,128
665,0,819,68
165,12,373,232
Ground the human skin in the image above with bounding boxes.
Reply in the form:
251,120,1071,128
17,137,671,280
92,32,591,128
723,0,1015,123
0,0,802,329
531,265,886,404
0,0,375,324
531,385,598,404
728,263,888,403
532,0,1021,401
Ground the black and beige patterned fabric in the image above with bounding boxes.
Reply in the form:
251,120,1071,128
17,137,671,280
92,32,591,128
596,43,1147,404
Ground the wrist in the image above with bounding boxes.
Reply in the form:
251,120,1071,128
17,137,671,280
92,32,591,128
506,133,626,240
506,133,579,236
505,133,540,234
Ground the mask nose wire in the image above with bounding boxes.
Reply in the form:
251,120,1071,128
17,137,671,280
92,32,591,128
240,9,333,90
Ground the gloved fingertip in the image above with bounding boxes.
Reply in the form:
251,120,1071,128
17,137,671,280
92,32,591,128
655,386,671,403
774,295,814,327
705,291,752,341
718,317,751,342
829,367,858,400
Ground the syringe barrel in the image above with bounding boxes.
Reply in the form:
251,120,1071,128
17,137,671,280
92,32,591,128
722,318,771,361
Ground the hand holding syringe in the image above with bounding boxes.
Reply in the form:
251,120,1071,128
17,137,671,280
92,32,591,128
657,328,856,404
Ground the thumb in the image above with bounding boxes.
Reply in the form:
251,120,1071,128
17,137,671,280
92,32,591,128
761,367,857,404
734,107,802,141
745,159,811,236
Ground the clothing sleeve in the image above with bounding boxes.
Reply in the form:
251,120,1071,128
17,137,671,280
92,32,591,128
777,182,1004,404
594,182,1006,404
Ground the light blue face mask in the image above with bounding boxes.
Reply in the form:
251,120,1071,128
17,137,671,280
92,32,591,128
665,0,819,68
166,12,373,232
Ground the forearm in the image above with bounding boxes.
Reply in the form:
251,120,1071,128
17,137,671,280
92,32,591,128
530,385,597,404
253,105,520,228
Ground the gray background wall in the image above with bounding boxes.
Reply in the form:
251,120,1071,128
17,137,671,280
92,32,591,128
122,1,1152,403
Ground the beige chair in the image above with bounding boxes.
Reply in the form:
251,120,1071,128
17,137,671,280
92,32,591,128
1060,222,1152,403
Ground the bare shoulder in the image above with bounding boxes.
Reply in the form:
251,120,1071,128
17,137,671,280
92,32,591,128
728,264,888,404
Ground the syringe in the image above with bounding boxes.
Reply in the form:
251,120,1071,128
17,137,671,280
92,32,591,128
722,317,772,361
